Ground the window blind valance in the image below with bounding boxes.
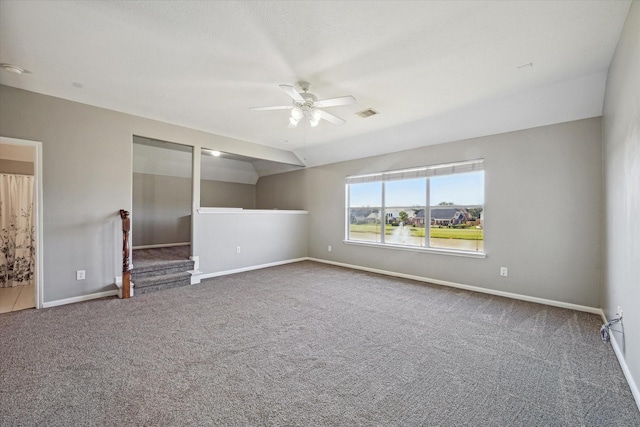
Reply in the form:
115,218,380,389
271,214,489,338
345,159,484,184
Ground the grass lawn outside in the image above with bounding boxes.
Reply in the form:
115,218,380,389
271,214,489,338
349,224,483,240
430,227,483,240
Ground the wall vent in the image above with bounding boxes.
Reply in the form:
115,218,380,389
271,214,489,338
356,108,379,118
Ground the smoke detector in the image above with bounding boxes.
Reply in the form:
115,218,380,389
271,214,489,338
1,63,26,74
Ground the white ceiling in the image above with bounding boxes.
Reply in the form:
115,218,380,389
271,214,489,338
0,1,631,168
133,136,261,184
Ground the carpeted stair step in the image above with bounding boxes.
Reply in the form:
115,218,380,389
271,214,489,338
133,271,192,295
130,257,195,295
131,259,194,278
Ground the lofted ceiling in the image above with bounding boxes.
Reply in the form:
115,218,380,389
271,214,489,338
0,1,631,169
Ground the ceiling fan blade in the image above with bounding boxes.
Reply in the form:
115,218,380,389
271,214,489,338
319,110,346,125
279,84,305,103
249,105,293,111
314,95,357,108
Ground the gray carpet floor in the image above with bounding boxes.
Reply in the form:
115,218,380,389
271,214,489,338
1,261,638,426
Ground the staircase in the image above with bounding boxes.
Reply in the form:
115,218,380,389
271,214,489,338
131,256,195,295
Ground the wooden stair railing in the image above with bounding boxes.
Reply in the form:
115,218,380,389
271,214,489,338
119,209,131,299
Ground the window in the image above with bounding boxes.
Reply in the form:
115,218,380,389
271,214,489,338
347,182,382,243
345,160,484,255
384,178,426,247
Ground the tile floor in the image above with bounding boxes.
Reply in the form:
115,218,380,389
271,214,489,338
0,283,35,313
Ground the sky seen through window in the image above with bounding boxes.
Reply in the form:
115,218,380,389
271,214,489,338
349,171,484,207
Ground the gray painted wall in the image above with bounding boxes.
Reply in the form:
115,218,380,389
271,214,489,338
132,173,256,247
602,1,640,404
257,118,603,308
194,211,308,275
201,180,256,209
132,173,191,246
0,159,34,175
0,84,303,302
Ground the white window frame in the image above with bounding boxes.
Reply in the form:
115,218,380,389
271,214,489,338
344,159,485,258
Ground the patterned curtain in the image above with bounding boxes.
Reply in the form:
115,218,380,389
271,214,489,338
0,174,35,288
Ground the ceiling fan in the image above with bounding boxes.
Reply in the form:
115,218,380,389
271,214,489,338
250,81,356,128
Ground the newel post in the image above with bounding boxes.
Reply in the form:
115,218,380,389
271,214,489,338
119,209,131,299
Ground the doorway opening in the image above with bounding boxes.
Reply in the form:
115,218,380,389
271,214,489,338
132,136,193,263
0,137,43,312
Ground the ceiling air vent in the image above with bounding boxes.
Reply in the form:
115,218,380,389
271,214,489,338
356,108,379,118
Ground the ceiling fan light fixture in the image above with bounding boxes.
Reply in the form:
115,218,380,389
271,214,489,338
289,116,301,127
309,109,322,127
253,82,356,128
291,107,303,120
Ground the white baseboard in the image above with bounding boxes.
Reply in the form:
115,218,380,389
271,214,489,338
132,242,190,250
610,333,640,411
42,289,118,308
310,258,639,409
188,270,202,285
197,258,308,280
308,258,601,315
36,257,638,413
190,255,199,270
599,311,640,411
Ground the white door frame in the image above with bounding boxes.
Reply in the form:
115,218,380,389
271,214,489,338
1,136,44,309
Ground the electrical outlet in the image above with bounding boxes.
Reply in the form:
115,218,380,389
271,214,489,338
76,270,85,280
236,246,241,254
500,267,508,277
328,245,332,252
617,306,623,318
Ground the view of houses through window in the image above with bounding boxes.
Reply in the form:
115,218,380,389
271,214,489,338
346,161,484,253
